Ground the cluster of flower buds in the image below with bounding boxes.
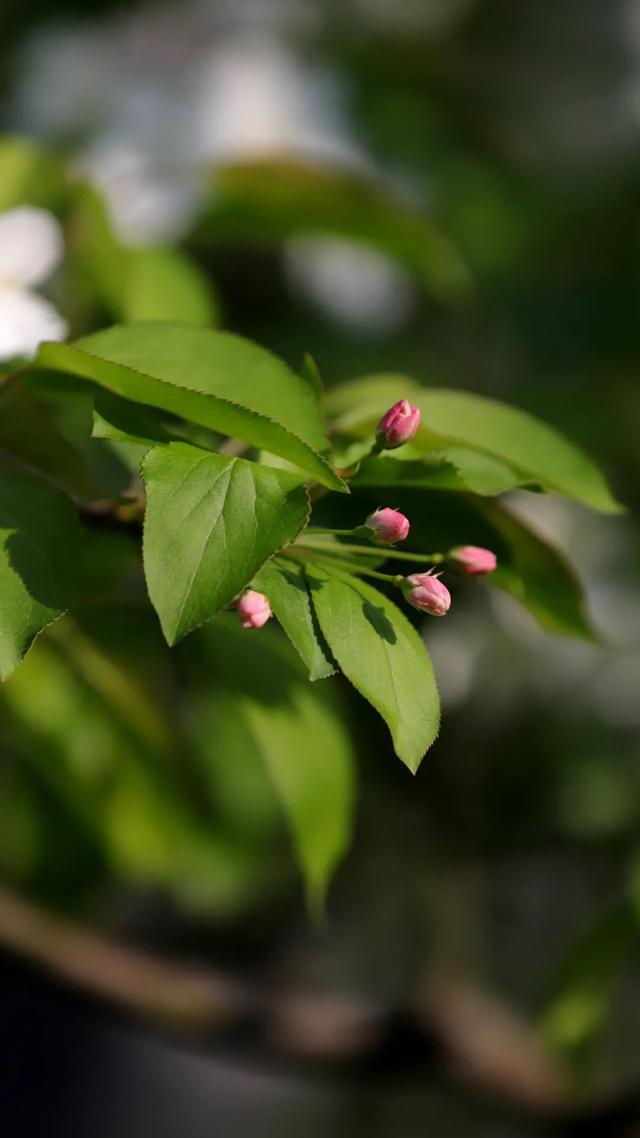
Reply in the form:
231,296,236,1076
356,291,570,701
236,401,498,629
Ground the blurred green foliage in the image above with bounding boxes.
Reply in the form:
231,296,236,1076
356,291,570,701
0,1,639,1112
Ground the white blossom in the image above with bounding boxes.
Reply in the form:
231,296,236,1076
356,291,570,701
0,207,67,361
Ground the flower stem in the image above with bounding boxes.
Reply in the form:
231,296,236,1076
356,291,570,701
363,438,383,459
296,537,444,564
284,548,402,584
304,527,358,537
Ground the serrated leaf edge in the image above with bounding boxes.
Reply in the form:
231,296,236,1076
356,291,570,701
36,340,348,494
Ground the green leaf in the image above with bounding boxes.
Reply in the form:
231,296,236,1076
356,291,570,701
197,159,471,301
305,563,440,771
141,443,310,645
423,389,620,513
36,324,346,492
92,391,176,447
326,374,422,431
122,245,218,325
0,135,67,212
0,377,95,497
300,353,324,399
254,557,335,681
67,181,124,314
0,465,81,679
353,448,524,496
71,323,328,449
327,375,620,513
197,619,355,909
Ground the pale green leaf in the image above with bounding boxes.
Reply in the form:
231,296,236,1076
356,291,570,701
306,563,440,771
0,135,67,211
36,324,346,492
0,465,81,679
3,625,261,909
423,389,620,513
240,685,354,913
141,443,310,644
326,374,422,431
122,245,218,325
300,353,324,399
67,181,124,314
196,619,355,909
254,557,335,680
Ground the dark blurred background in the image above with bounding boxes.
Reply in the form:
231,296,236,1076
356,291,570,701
1,1,640,1135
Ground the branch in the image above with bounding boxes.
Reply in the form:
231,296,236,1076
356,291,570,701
0,883,635,1131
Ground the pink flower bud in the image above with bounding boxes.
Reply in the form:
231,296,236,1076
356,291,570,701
364,507,410,544
376,399,421,449
449,545,497,576
402,572,451,616
236,589,272,629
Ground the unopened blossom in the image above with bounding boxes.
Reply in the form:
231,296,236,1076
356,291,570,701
236,589,272,630
402,572,451,616
376,399,420,449
364,507,410,544
449,545,497,576
0,207,68,361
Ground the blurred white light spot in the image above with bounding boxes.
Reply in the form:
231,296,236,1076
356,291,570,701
426,618,485,709
77,140,202,244
284,236,415,335
191,34,360,168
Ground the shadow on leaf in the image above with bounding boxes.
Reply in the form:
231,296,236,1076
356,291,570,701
362,600,396,644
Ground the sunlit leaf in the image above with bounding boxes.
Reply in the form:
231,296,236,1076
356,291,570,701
306,562,440,771
142,443,310,644
254,557,335,680
36,324,346,491
327,375,620,513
